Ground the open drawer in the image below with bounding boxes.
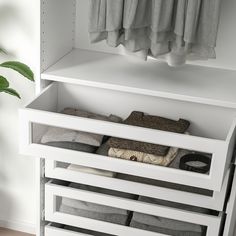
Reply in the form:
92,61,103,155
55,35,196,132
45,181,224,236
45,159,232,211
19,82,236,191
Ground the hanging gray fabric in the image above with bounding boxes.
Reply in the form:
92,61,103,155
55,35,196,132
89,0,222,66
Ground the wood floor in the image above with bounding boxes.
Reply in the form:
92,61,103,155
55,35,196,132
0,228,34,236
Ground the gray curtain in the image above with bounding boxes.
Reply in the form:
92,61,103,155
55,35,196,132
89,0,222,66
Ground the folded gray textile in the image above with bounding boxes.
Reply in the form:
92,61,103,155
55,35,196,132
108,111,190,156
131,201,203,235
130,220,203,236
96,142,110,156
89,0,222,66
41,108,122,147
60,204,128,225
42,141,97,152
61,183,135,215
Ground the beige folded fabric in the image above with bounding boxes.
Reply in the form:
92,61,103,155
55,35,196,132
108,146,178,166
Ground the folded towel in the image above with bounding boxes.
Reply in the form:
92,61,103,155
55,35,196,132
67,164,116,178
42,141,97,152
108,146,178,166
60,204,128,225
130,220,202,236
41,108,122,147
131,211,202,235
108,111,190,156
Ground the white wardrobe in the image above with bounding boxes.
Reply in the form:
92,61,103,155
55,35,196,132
19,0,236,235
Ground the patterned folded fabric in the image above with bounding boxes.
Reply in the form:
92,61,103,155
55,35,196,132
108,146,178,166
41,108,122,147
108,111,190,156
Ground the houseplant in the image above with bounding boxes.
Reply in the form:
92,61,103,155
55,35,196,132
0,47,34,98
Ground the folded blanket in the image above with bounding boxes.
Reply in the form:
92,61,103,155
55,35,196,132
67,164,116,178
42,141,97,152
108,111,190,156
108,146,178,166
60,204,128,225
130,220,202,236
131,210,202,236
41,108,122,147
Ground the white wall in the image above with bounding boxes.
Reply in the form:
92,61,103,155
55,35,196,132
0,0,38,234
0,0,235,235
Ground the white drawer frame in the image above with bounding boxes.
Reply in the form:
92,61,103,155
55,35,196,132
45,182,223,236
45,159,230,211
19,83,236,191
45,224,93,236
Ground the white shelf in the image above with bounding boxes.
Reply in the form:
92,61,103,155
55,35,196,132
42,49,236,108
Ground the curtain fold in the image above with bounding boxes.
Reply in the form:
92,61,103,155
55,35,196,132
89,0,222,66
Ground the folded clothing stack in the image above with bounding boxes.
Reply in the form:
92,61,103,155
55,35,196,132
40,108,122,152
130,196,204,236
97,111,190,166
59,183,135,225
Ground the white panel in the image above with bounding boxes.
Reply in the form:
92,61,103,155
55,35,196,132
224,168,236,236
45,183,222,236
19,82,236,190
45,159,230,211
41,49,236,111
27,82,236,141
45,225,93,236
41,0,75,71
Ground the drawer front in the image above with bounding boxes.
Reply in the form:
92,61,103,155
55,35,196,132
19,82,236,191
45,159,231,211
45,182,223,236
45,225,92,236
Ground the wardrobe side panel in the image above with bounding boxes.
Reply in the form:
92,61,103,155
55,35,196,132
41,0,75,71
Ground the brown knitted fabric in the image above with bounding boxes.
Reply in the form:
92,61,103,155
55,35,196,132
108,111,190,156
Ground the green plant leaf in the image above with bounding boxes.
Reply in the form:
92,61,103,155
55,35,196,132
0,87,21,99
0,76,9,89
0,61,34,81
